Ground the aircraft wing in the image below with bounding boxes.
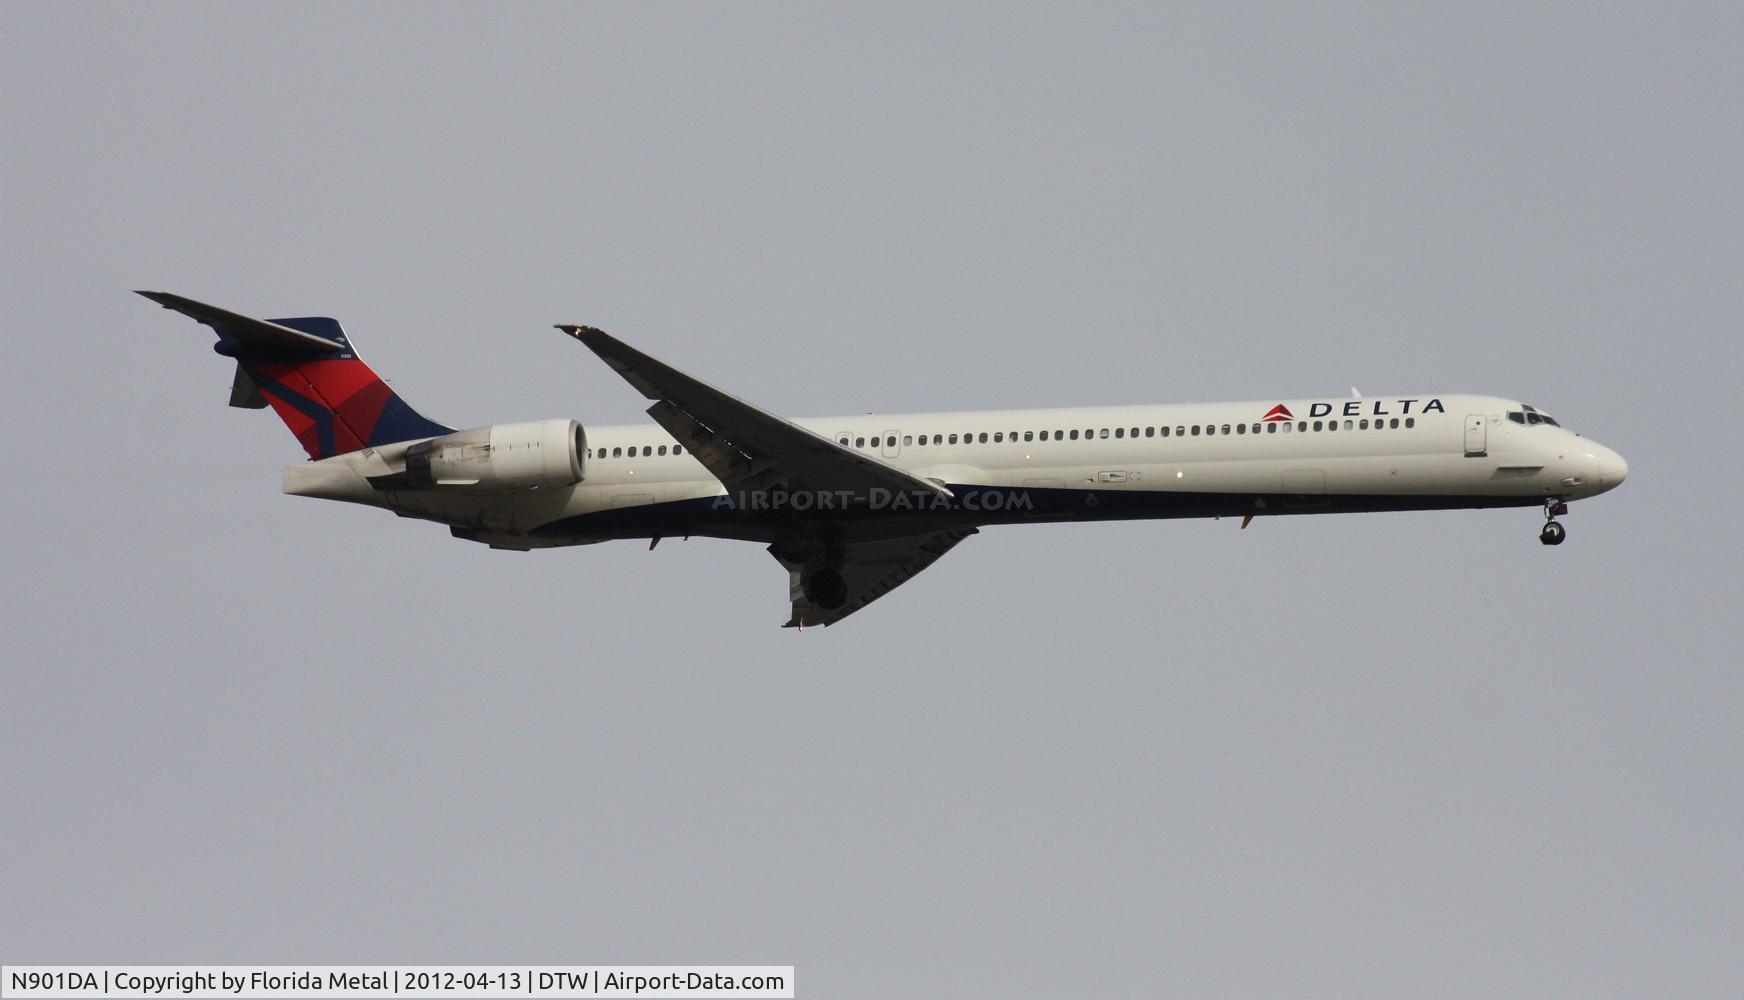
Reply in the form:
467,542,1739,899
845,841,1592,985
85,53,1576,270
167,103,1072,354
775,527,978,628
556,325,953,504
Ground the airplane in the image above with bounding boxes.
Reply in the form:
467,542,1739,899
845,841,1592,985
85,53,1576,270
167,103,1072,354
140,291,1629,628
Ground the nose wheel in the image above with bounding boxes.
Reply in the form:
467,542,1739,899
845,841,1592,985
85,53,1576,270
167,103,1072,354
1539,497,1568,546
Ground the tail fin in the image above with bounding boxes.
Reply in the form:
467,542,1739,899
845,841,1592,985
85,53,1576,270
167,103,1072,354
138,291,453,459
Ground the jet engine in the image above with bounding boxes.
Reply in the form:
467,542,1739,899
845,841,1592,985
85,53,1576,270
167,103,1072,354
405,419,585,491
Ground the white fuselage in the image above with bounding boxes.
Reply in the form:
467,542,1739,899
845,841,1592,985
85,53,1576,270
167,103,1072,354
288,393,1628,547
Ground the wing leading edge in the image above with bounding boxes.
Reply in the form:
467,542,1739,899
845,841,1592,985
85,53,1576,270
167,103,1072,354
557,324,970,627
556,325,951,503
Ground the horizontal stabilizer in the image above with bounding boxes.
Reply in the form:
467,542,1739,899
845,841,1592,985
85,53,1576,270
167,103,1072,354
141,289,451,458
136,290,346,354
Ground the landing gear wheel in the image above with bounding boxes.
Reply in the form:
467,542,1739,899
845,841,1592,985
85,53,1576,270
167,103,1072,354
803,566,848,609
1539,521,1566,546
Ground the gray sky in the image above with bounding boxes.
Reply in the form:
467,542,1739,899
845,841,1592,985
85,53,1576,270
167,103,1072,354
3,4,1740,997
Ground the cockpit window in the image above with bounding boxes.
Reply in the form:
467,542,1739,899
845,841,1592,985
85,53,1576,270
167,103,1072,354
1510,406,1562,428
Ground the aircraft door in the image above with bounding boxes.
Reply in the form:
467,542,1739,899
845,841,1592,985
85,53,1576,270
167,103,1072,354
1464,414,1488,456
881,430,901,459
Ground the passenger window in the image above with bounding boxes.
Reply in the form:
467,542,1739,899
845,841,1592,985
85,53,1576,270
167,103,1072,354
675,445,684,455
1114,428,1124,439
993,432,1004,443
1100,428,1109,439
1313,421,1323,431
1191,425,1201,436
1389,418,1399,428
1131,427,1140,437
644,446,653,456
1327,421,1337,432
1145,427,1154,438
978,433,988,443
1237,423,1246,434
855,437,865,448
948,434,958,445
1266,422,1277,433
611,447,622,457
1405,417,1415,428
1069,430,1079,440
1359,419,1368,430
903,435,912,446
1161,426,1170,437
1221,424,1231,435
1175,426,1185,436
658,445,667,455
1282,422,1292,433
1024,431,1033,442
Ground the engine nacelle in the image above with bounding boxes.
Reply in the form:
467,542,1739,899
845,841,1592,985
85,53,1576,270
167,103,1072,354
405,419,585,491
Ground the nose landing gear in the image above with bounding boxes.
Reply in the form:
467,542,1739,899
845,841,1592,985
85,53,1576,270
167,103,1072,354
1539,497,1569,546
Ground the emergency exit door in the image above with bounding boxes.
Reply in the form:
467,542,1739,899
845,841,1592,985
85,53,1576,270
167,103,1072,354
881,430,901,459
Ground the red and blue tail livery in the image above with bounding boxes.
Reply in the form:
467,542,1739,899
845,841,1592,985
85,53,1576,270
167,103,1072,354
139,291,452,459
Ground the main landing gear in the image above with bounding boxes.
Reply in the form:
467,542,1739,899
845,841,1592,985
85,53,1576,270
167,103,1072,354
1539,498,1569,546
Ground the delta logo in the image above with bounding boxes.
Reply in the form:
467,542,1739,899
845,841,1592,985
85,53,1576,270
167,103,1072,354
1261,398,1445,420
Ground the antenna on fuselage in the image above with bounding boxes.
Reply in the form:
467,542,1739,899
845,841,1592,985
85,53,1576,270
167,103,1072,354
1350,386,1362,399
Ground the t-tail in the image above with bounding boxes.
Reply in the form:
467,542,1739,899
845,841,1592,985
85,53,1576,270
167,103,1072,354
138,291,453,459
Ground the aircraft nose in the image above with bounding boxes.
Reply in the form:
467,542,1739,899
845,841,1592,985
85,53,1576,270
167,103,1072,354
1597,446,1628,490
